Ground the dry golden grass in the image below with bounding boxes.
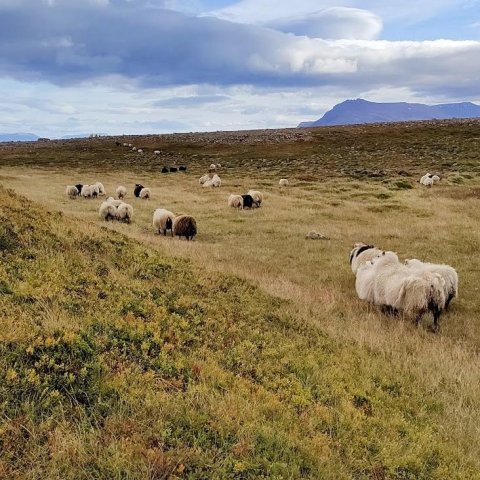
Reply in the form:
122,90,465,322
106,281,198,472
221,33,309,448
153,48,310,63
1,120,480,478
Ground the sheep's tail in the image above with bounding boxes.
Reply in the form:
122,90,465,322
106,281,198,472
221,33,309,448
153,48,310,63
395,276,430,317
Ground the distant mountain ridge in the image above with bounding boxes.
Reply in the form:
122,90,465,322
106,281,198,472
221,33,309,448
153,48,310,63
0,133,39,142
298,99,480,127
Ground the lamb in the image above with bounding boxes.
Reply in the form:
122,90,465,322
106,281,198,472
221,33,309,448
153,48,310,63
211,174,221,187
116,202,133,223
405,258,458,309
241,194,254,209
138,188,151,199
134,184,144,198
247,190,263,207
94,182,105,196
173,215,197,240
99,201,117,221
199,174,210,185
228,194,243,209
349,243,383,275
116,186,127,200
65,185,79,199
153,208,176,236
370,251,446,330
279,178,289,187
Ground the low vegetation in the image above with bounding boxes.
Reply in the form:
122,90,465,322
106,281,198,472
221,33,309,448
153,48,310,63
1,119,480,478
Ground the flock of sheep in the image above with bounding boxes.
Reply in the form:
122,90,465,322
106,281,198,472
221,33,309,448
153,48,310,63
350,243,458,332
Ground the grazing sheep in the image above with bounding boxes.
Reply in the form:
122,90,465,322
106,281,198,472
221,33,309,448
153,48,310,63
81,184,99,199
355,260,377,303
173,215,197,240
432,175,441,183
115,141,121,147
422,177,434,187
137,149,144,154
116,202,133,223
209,163,216,170
116,186,127,200
105,197,123,207
139,187,151,200
370,251,446,331
123,142,128,147
161,167,169,173
305,231,329,240
99,201,117,221
65,185,79,199
94,182,105,196
405,258,458,309
420,173,431,183
170,167,178,172
211,174,221,187
247,190,263,207
241,194,254,209
154,150,160,155
179,165,187,171
153,208,176,236
134,184,144,198
279,178,289,187
128,143,132,147
228,194,243,209
75,183,83,194
199,174,210,185
349,243,383,275
132,146,137,151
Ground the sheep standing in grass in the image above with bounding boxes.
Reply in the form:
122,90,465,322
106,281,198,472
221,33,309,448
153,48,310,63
137,149,144,154
81,185,99,198
211,174,221,187
134,184,144,198
247,190,263,207
241,194,254,209
116,202,133,223
75,183,83,194
210,163,216,170
154,150,160,155
228,194,243,209
279,178,289,187
420,173,431,184
355,260,377,303
153,209,176,236
405,259,458,309
99,201,117,221
116,186,127,200
199,174,210,185
173,215,197,240
106,197,123,207
139,188,151,200
349,243,383,275
66,185,79,199
370,251,446,330
432,175,441,184
94,182,105,196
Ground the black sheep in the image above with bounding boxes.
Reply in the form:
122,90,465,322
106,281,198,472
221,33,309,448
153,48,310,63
75,184,83,194
134,183,144,198
161,167,169,173
242,194,254,209
169,167,178,172
178,165,187,171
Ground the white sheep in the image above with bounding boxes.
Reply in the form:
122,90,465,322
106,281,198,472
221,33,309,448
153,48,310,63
154,150,160,155
349,243,383,275
137,149,143,154
123,142,128,147
94,182,105,196
153,208,176,236
199,174,210,185
355,260,377,303
106,197,124,207
132,146,137,151
228,194,243,209
279,179,289,187
370,251,446,330
247,190,263,207
116,186,127,200
116,202,133,223
432,175,440,184
209,163,216,170
420,173,431,184
422,177,434,187
217,163,222,168
65,185,79,199
99,201,117,221
405,259,458,309
81,184,99,199
139,187,151,199
203,179,214,188
211,174,221,187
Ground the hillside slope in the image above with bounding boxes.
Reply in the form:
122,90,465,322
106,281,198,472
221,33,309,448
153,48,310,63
1,186,478,478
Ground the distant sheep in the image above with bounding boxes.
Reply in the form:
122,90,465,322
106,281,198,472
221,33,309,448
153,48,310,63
209,164,216,170
279,179,289,187
349,243,383,275
211,174,221,187
123,142,128,147
179,165,187,171
137,149,144,154
153,208,176,236
116,186,127,200
169,167,178,172
139,187,151,200
134,184,144,198
106,197,123,207
405,258,458,309
81,184,99,199
228,194,243,209
116,202,133,223
199,174,210,185
94,182,105,196
247,190,263,207
432,175,440,183
99,201,117,221
241,194,254,209
173,215,197,240
75,184,83,194
216,163,222,168
161,167,169,173
154,150,160,155
132,146,137,151
203,179,214,188
420,173,440,186
65,185,79,199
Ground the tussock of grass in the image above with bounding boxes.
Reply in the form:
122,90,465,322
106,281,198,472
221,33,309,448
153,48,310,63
0,186,478,478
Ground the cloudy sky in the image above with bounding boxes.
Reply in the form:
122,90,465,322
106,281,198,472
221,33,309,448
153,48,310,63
1,0,480,137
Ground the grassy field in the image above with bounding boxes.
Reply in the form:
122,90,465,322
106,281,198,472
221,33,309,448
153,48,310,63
1,119,480,478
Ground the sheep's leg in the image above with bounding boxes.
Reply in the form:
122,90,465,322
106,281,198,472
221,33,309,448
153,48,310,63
432,308,441,333
445,293,454,310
